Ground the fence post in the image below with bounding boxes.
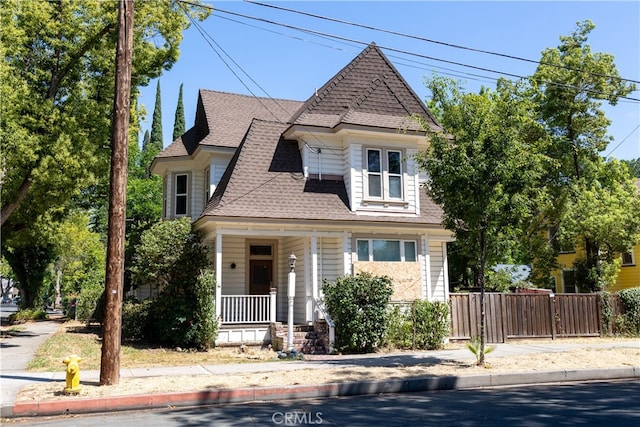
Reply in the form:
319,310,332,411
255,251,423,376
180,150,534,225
500,293,508,343
549,293,557,340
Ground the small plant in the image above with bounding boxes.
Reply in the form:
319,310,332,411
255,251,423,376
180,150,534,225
467,336,495,365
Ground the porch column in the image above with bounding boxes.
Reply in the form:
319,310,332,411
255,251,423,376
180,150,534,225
442,241,450,302
423,234,432,301
215,232,222,321
307,236,318,323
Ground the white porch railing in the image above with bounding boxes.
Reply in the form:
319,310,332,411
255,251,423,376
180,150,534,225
220,289,277,324
313,297,335,353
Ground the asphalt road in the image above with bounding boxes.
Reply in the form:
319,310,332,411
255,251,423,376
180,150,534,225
7,379,640,427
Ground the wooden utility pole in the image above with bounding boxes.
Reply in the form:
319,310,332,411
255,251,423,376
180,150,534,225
100,0,134,386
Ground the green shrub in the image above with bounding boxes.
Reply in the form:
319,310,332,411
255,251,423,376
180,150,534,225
8,308,47,322
322,272,393,353
599,291,613,335
74,282,104,325
121,298,153,341
383,300,450,350
383,305,413,350
616,287,640,336
409,299,450,349
135,219,216,349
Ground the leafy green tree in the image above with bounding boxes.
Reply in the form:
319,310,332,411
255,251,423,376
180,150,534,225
621,158,640,178
0,0,209,308
51,212,106,311
531,20,638,290
416,77,549,365
173,83,186,141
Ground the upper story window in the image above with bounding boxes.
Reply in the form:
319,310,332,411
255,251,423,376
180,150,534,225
204,167,211,204
366,148,403,200
622,251,635,266
356,239,417,262
548,226,575,254
175,173,189,216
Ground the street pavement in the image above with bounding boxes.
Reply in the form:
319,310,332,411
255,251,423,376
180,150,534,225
1,318,639,419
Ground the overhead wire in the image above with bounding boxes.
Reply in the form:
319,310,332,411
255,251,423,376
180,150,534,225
246,0,640,85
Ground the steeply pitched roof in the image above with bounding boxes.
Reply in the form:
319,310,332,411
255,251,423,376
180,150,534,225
156,90,303,158
201,119,443,225
289,43,442,133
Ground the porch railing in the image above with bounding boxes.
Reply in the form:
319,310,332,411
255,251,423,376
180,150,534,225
313,297,335,353
220,290,277,324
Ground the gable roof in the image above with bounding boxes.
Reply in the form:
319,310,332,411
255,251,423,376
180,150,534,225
199,119,443,225
288,43,442,133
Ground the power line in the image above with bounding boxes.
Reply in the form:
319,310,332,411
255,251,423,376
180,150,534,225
246,0,640,85
605,123,640,157
205,4,640,102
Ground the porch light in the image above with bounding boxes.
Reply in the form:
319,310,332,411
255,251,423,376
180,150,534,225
289,253,297,272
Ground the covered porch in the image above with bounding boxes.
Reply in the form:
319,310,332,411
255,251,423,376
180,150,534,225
206,226,345,346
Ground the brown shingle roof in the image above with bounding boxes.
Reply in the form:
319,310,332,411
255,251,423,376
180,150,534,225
201,119,443,225
156,90,303,158
289,43,442,133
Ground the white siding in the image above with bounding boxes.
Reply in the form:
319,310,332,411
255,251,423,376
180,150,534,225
192,169,204,218
280,237,306,323
348,144,363,211
302,140,343,177
212,156,232,188
428,241,447,302
221,236,246,295
319,237,342,285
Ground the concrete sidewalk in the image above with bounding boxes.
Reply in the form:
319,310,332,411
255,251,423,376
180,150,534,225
2,320,639,419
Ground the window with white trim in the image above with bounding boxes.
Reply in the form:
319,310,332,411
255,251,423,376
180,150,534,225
366,148,403,200
174,173,189,216
204,167,211,204
356,239,417,262
622,251,635,266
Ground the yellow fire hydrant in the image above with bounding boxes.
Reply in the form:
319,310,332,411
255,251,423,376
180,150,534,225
62,354,82,394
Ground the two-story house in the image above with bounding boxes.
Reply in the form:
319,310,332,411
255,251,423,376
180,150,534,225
151,43,453,345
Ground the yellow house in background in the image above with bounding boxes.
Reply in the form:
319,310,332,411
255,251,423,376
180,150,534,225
551,178,640,293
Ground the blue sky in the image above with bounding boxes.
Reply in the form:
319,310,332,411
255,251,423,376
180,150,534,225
138,1,640,161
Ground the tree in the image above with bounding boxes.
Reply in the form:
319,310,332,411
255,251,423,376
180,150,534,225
531,20,638,290
416,77,549,365
0,0,210,308
621,158,640,178
139,80,164,176
173,83,186,141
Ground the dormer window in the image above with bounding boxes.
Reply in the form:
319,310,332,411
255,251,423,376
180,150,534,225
366,148,403,200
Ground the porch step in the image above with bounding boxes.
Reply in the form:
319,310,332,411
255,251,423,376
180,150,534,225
272,325,327,355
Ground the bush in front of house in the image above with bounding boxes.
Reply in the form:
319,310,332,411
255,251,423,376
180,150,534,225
322,272,393,353
121,298,153,341
132,218,217,349
383,300,450,350
615,287,640,336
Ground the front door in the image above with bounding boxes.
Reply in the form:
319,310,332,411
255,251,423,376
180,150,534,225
250,259,272,295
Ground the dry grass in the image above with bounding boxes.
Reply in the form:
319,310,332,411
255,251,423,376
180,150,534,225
26,321,280,372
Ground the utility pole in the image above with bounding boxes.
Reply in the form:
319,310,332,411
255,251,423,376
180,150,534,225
100,0,134,386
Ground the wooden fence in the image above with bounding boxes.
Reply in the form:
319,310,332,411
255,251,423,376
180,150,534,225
450,293,621,343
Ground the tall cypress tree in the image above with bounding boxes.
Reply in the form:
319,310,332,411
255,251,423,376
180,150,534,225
149,80,163,152
140,81,163,176
173,83,185,141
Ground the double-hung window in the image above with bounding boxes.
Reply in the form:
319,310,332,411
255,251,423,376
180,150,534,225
174,173,189,216
622,251,635,266
366,148,403,200
356,239,417,262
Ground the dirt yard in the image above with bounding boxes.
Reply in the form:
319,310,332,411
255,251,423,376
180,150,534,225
16,339,640,403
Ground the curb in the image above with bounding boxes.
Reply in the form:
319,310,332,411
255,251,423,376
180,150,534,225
6,367,640,418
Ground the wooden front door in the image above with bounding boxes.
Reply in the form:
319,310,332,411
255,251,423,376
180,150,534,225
250,259,272,295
